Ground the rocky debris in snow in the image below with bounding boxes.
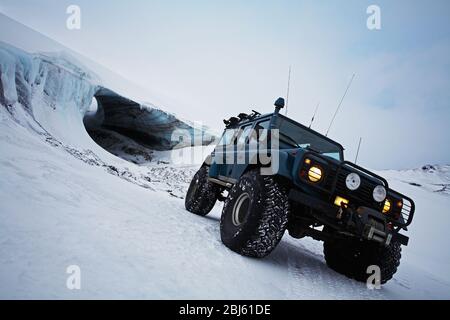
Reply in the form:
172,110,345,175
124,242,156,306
422,165,437,172
408,182,422,187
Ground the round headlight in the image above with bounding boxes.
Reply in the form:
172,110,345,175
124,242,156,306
373,185,387,202
308,166,323,182
345,173,361,191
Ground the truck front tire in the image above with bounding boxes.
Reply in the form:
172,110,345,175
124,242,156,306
185,166,220,216
220,170,290,258
323,229,402,284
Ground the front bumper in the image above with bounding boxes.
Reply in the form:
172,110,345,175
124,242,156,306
289,189,409,246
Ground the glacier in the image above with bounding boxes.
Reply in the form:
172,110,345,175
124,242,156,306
0,41,215,156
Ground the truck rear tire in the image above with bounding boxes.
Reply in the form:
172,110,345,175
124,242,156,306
323,228,401,284
185,166,220,216
220,170,290,258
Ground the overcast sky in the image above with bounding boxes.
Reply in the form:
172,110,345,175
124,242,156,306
1,0,449,170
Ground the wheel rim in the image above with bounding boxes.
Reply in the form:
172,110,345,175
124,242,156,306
232,193,250,226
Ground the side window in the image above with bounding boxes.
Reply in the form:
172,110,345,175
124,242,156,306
217,129,237,146
237,125,252,146
250,119,270,144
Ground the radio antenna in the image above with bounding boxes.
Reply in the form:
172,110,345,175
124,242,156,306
326,73,355,136
309,102,320,128
285,65,291,115
355,137,362,164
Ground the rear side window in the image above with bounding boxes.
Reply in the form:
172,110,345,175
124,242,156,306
217,129,237,146
237,125,252,146
250,119,270,144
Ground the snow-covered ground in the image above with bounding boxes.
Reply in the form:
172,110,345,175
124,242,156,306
1,16,450,299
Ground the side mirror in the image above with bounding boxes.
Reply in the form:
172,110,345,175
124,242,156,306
274,97,285,113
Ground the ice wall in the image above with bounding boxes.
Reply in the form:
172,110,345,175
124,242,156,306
0,41,215,154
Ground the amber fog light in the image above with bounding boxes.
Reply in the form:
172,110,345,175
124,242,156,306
334,196,349,207
383,199,391,213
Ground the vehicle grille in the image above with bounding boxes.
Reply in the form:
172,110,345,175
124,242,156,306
299,152,414,228
333,167,383,211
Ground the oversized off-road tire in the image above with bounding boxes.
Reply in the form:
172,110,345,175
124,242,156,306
185,166,221,216
220,169,290,258
323,228,401,284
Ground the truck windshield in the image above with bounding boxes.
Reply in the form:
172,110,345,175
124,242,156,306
275,117,343,161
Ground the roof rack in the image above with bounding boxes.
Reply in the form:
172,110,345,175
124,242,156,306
223,109,262,128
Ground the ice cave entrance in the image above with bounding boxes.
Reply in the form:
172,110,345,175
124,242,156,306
84,87,206,164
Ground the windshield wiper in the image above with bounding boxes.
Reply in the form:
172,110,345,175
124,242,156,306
306,145,321,154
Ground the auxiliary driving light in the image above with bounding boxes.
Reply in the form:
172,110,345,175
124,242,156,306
334,196,349,207
345,172,361,191
307,166,323,182
383,199,391,213
373,185,387,202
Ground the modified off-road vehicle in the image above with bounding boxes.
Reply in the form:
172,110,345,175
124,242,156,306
185,98,415,284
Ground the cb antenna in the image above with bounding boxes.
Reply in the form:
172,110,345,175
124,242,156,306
355,137,362,164
326,73,355,136
285,65,291,115
309,102,320,128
